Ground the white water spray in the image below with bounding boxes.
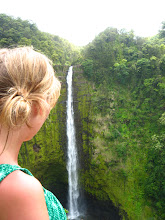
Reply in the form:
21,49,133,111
66,66,80,220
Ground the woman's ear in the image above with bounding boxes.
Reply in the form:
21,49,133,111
30,103,42,119
31,100,50,121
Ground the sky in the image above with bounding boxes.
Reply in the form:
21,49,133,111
0,0,165,46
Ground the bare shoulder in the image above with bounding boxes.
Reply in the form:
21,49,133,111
0,169,43,198
0,170,49,220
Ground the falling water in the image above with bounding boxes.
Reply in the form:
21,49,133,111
66,66,80,220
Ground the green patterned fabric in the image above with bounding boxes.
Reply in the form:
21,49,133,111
0,164,67,220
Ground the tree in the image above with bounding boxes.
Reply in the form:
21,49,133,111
81,59,93,79
159,21,165,39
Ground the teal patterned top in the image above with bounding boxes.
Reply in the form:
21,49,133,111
0,164,67,220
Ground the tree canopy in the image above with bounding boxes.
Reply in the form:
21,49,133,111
0,14,80,66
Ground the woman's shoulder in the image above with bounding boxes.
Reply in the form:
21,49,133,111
0,169,42,194
0,170,49,220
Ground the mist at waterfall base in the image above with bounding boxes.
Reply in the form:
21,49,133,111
66,67,121,220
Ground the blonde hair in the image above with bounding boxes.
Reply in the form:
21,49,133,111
0,47,61,128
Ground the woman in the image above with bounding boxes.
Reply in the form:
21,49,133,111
0,47,67,220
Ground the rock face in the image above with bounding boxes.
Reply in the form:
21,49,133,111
71,66,121,219
19,65,121,219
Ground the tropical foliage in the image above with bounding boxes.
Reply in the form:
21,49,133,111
80,25,165,219
0,14,80,66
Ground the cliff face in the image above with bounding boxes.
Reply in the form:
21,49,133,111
72,65,93,171
18,64,93,206
19,65,121,218
71,66,161,219
71,66,121,219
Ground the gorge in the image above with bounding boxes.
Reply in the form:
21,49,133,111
19,65,122,220
19,61,165,220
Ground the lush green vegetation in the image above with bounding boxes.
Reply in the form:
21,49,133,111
0,14,80,66
80,27,165,219
1,13,165,219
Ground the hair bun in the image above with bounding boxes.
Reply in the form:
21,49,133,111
8,87,29,103
0,87,32,127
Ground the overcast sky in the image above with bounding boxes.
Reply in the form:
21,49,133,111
0,0,165,46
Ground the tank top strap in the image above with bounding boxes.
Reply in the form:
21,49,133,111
0,164,33,182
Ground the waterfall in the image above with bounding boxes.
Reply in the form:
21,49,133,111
66,66,80,220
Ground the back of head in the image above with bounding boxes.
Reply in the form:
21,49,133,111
0,47,61,128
